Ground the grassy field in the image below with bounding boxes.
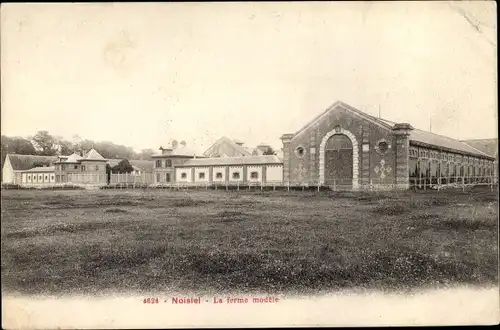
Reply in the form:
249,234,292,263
1,188,498,296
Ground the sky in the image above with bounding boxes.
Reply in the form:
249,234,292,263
1,1,497,153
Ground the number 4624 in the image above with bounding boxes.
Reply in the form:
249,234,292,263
143,298,159,304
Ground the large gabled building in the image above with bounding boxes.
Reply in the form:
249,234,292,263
281,101,496,189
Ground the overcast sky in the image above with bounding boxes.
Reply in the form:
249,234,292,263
1,1,497,153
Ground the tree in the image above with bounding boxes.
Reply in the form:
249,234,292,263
55,138,74,156
31,130,58,156
1,136,37,157
137,148,155,160
111,159,134,174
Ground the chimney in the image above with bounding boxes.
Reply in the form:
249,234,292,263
257,143,271,153
160,146,172,155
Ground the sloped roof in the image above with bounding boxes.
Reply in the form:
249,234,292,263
461,139,498,159
107,159,154,171
409,129,492,158
83,148,105,160
290,100,493,159
24,166,55,173
251,148,264,156
153,144,206,158
290,101,393,139
176,155,283,167
203,136,252,157
63,153,83,163
6,154,58,171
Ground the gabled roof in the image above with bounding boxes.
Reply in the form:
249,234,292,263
83,148,105,160
290,101,393,139
203,136,252,157
461,138,498,159
176,155,283,167
5,154,58,171
24,166,55,173
290,100,493,159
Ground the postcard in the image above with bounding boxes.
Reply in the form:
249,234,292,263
1,1,498,328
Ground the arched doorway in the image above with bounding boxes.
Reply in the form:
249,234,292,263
324,134,353,186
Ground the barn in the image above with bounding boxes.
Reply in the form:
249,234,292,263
281,101,496,190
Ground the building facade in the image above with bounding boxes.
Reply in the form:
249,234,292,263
173,155,283,186
281,101,496,190
152,142,207,184
53,149,108,185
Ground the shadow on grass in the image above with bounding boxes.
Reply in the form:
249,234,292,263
4,243,497,295
3,221,114,239
216,210,251,223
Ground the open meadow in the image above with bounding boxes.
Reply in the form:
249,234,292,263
1,188,498,296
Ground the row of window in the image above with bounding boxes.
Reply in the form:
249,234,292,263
155,159,173,168
24,174,55,182
409,148,491,165
156,171,260,182
180,171,259,180
56,164,102,171
409,159,493,178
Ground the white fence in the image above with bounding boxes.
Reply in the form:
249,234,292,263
110,173,154,185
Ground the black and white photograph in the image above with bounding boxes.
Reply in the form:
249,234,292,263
1,1,498,328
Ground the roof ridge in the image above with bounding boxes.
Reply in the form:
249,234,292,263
291,101,393,138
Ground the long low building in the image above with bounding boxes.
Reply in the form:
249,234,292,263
174,155,283,185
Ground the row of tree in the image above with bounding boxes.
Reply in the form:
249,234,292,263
1,131,156,166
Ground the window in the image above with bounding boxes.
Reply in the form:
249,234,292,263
74,165,78,169
155,160,162,168
215,172,223,179
376,139,390,155
81,165,86,171
166,173,171,182
181,173,187,179
39,175,43,180
250,171,259,179
156,173,160,182
232,172,240,180
45,175,48,180
295,146,305,158
61,164,66,171
51,175,54,180
28,175,31,180
199,172,205,180
166,159,172,168
95,165,99,171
